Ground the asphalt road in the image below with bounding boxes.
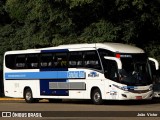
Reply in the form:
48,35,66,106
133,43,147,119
0,99,160,120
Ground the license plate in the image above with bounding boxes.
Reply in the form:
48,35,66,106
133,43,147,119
136,96,142,99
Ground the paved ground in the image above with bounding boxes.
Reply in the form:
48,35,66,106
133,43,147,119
0,98,160,120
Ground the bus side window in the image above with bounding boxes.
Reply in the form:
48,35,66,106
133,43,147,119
105,60,119,82
40,53,53,68
5,55,16,69
15,55,26,69
68,52,83,68
26,54,39,69
84,51,101,70
54,53,68,68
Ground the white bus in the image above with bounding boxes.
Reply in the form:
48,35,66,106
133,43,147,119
3,43,159,104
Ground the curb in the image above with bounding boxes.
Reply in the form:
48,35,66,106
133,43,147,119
0,98,24,101
0,98,48,102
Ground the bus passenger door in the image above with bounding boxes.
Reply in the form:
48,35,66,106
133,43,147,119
103,57,122,100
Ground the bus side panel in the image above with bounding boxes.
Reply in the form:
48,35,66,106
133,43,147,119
4,80,21,98
79,70,106,100
21,80,40,98
4,80,40,98
39,79,68,96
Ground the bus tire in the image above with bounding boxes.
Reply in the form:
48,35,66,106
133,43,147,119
91,88,103,105
49,99,62,103
24,88,37,103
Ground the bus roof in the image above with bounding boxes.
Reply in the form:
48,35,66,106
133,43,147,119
5,43,144,54
58,43,144,53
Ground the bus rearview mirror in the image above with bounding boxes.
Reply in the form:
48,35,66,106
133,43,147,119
104,56,122,70
149,57,159,70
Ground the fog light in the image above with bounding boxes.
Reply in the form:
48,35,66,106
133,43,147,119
122,94,127,98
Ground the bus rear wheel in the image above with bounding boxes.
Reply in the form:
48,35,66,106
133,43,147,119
24,88,38,103
91,88,103,105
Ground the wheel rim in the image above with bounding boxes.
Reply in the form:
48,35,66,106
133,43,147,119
26,91,32,101
94,92,101,102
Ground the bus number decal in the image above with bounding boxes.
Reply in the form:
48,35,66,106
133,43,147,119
67,71,85,79
88,72,99,77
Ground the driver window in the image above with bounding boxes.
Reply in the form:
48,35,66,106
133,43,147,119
104,60,119,81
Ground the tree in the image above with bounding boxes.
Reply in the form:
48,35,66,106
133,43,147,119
79,20,120,43
0,0,160,65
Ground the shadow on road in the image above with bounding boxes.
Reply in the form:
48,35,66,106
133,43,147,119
38,98,160,106
2,98,160,105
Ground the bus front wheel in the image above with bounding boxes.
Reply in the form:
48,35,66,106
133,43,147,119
24,88,38,103
91,88,103,105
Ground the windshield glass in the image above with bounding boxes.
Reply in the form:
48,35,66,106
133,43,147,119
119,53,152,86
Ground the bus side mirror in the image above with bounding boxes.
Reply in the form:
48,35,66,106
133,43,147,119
104,56,122,69
149,57,159,70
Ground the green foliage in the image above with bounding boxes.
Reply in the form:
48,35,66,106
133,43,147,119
65,0,93,8
80,20,120,43
0,0,10,25
120,20,137,43
0,24,15,64
0,0,160,69
145,42,160,63
6,0,28,22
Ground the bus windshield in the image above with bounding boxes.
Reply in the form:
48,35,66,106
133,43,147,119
119,53,152,86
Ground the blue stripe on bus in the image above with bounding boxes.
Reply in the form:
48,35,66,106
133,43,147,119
40,79,68,96
5,71,86,80
40,68,68,71
113,84,137,91
41,49,68,53
122,86,135,90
